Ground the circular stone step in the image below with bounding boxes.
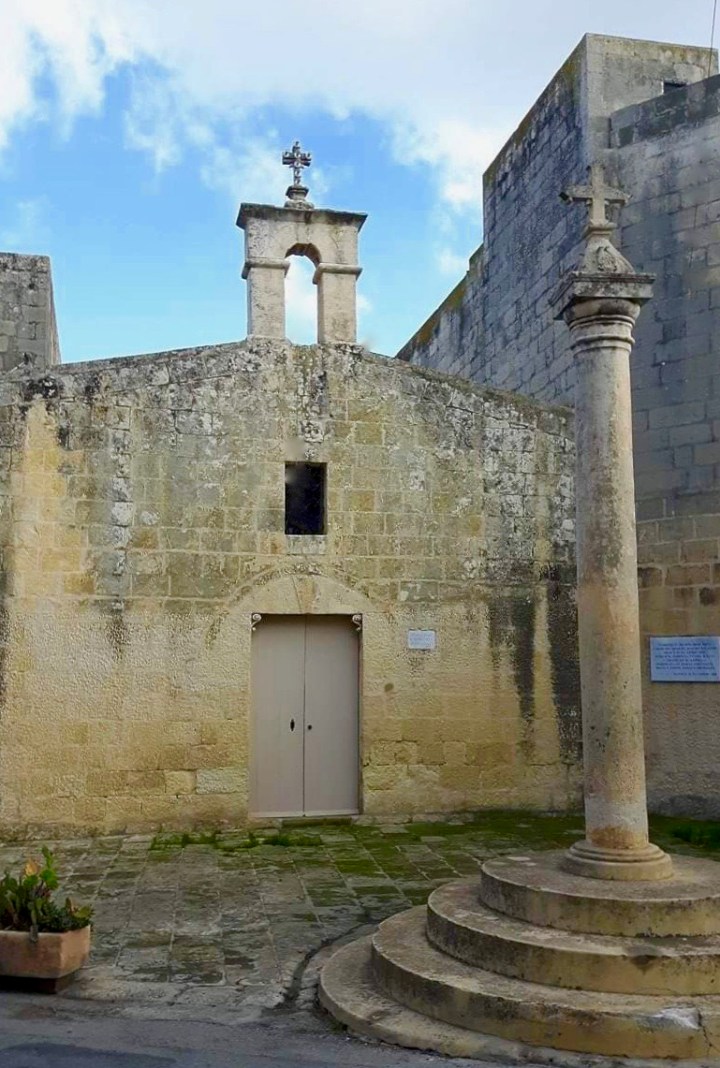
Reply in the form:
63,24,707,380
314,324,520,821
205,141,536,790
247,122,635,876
319,936,684,1068
428,879,720,995
480,851,720,937
371,906,720,1060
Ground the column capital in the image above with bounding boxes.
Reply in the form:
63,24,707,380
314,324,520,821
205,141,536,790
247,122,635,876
241,257,290,281
552,271,654,324
311,262,363,285
554,161,654,324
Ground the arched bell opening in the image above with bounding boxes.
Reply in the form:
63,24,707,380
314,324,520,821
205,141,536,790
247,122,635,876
284,244,322,343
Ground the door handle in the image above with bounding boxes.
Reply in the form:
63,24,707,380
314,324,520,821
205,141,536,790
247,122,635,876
290,719,295,732
307,724,313,731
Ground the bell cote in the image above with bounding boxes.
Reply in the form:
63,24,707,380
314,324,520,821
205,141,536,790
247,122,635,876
236,141,366,344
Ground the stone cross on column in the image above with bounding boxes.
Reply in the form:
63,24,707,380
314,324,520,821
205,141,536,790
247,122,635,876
553,163,672,881
561,163,628,229
562,164,637,277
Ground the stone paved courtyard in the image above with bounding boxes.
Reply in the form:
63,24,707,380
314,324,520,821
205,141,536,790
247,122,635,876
2,812,717,1024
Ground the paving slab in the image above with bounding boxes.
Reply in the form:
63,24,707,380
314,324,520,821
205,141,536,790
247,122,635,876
0,811,713,1022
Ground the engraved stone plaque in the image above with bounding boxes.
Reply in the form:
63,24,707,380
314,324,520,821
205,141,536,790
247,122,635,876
407,630,436,651
650,636,720,682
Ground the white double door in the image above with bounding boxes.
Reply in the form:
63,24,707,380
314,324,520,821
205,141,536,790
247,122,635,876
251,615,359,817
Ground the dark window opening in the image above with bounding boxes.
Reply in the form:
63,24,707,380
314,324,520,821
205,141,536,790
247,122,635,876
285,462,326,535
663,81,686,94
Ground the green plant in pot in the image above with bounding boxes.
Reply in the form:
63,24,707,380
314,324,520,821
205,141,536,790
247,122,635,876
0,847,93,991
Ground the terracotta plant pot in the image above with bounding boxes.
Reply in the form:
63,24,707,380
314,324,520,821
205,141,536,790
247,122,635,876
0,926,90,992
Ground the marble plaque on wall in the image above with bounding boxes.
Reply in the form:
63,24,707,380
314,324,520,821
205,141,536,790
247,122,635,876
407,630,436,651
650,636,720,682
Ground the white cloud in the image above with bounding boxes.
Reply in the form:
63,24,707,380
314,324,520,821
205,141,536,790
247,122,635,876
437,248,468,277
0,0,513,215
0,197,50,250
393,118,502,219
124,73,191,172
0,0,715,222
356,291,376,351
0,0,142,147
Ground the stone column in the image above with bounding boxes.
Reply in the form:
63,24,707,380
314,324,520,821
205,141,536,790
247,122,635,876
241,257,289,339
554,167,672,881
315,263,362,344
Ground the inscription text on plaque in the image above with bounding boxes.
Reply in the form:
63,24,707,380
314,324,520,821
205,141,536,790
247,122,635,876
650,636,720,683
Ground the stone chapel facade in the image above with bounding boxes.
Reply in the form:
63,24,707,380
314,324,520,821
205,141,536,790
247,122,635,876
0,241,578,836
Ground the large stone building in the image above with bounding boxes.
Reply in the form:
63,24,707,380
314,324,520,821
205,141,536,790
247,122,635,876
0,31,717,836
400,33,720,817
0,246,578,836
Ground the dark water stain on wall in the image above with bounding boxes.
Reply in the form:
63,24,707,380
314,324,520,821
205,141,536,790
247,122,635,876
487,597,510,671
487,592,536,755
510,595,536,733
101,601,130,662
542,565,582,763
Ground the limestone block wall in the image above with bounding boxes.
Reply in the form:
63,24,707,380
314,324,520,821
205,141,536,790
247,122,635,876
0,340,578,836
0,255,60,372
399,35,714,401
611,77,720,816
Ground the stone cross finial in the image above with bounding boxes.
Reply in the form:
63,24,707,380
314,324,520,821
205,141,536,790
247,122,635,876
561,163,628,230
282,141,312,187
282,140,314,209
560,163,634,276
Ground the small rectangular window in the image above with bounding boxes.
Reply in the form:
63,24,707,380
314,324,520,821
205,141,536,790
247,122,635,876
285,462,326,535
663,81,686,94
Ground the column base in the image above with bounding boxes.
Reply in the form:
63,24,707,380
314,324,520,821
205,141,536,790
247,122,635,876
561,839,673,881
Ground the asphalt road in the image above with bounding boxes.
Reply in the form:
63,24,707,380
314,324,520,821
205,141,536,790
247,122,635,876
0,996,483,1068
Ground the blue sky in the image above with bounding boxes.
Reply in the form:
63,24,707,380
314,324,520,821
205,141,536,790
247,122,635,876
0,0,718,361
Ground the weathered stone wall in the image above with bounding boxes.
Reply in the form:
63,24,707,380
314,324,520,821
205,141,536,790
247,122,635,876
399,35,714,402
398,35,720,819
611,77,720,816
0,340,578,836
0,255,60,373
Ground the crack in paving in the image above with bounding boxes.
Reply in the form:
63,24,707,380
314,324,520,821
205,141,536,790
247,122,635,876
270,920,379,1017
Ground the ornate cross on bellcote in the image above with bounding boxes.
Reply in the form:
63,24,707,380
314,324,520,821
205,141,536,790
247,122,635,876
561,162,634,276
282,140,314,209
283,140,312,186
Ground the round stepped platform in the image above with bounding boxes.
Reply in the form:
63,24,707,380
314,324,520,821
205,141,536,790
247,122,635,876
319,849,720,1062
319,936,660,1068
371,907,720,1060
428,879,720,995
481,851,720,936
